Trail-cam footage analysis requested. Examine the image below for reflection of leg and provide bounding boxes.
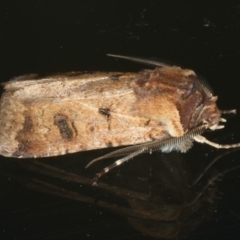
[193,135,240,149]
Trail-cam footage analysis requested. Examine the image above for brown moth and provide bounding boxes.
[0,54,239,184]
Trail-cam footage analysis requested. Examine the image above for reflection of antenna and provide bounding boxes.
[188,148,240,187]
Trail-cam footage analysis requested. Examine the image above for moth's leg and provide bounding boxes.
[221,109,236,114]
[193,135,240,149]
[93,160,121,186]
[93,148,146,186]
[218,109,236,126]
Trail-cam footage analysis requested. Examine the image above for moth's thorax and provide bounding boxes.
[132,67,221,136]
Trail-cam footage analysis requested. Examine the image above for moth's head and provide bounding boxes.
[197,96,223,130]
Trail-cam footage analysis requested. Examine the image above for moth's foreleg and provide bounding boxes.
[221,109,236,115]
[193,135,240,149]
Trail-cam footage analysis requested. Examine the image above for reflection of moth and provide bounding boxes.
[14,150,240,239]
[0,54,239,183]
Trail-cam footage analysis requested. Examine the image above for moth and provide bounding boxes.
[0,54,239,184]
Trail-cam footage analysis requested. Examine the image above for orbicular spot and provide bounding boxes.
[99,107,111,119]
[54,113,74,140]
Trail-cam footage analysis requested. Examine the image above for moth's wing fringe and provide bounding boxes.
[85,123,207,169]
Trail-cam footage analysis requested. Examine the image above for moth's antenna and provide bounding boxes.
[107,54,168,67]
[108,54,215,98]
[196,74,214,97]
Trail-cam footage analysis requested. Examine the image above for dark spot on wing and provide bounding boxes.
[109,74,122,80]
[14,113,34,156]
[107,141,113,147]
[99,107,111,119]
[13,150,36,158]
[54,113,73,140]
[14,140,32,157]
[145,119,151,126]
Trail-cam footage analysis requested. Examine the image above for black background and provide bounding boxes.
[1,1,240,239]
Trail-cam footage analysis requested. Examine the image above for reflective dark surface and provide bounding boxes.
[1,1,240,239]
